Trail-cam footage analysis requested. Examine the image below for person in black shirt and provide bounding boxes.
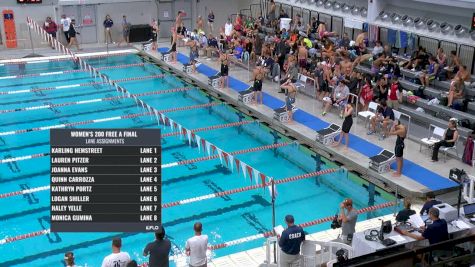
[420,192,442,215]
[368,100,394,138]
[396,198,416,222]
[431,119,459,162]
[279,215,305,267]
[143,225,171,267]
[400,208,448,245]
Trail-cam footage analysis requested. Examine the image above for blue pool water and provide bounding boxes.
[0,53,396,266]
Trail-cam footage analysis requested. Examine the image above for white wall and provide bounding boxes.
[94,1,156,43]
[0,0,58,49]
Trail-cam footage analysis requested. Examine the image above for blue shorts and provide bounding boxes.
[286,96,295,109]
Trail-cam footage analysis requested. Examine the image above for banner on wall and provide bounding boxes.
[280,18,291,31]
[344,18,363,29]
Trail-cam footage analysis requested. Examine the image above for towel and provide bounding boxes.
[387,29,397,45]
[399,31,408,48]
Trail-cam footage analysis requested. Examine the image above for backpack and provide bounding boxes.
[459,119,471,129]
[462,136,474,165]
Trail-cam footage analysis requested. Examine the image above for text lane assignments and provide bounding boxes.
[50,129,161,232]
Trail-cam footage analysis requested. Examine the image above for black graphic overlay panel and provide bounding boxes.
[50,129,161,232]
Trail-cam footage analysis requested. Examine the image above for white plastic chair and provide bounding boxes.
[295,74,307,91]
[441,134,459,162]
[357,101,379,128]
[419,124,445,153]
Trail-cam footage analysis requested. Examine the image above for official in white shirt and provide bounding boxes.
[101,237,131,267]
[185,222,208,267]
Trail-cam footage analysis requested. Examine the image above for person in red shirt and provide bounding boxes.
[43,17,58,49]
[388,77,401,110]
[359,76,373,111]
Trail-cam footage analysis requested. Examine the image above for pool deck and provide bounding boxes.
[140,41,469,200]
[0,43,467,266]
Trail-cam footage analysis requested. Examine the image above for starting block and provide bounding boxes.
[316,124,341,145]
[273,106,298,123]
[369,149,395,173]
[142,41,152,51]
[208,73,221,89]
[238,87,254,104]
[161,52,171,62]
[183,63,193,74]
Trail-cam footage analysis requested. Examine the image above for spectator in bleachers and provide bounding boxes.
[268,0,276,21]
[297,40,308,73]
[322,78,349,117]
[371,41,384,56]
[419,56,439,88]
[332,103,354,151]
[404,46,427,71]
[205,34,218,59]
[279,8,289,19]
[431,118,459,162]
[373,76,388,103]
[317,22,337,39]
[446,50,461,79]
[359,76,373,111]
[279,61,298,91]
[389,120,407,177]
[436,47,446,67]
[224,19,233,41]
[367,99,394,138]
[396,198,416,222]
[387,77,401,110]
[457,65,471,86]
[447,77,464,108]
[207,10,215,34]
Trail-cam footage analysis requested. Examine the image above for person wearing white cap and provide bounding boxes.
[431,119,459,162]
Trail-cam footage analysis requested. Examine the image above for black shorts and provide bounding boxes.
[221,65,229,76]
[48,32,56,38]
[152,32,158,42]
[395,142,405,158]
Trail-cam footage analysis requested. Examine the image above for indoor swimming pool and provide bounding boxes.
[0,52,396,266]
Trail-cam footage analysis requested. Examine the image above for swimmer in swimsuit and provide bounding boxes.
[220,55,229,89]
[250,63,265,104]
[389,121,407,177]
[169,27,178,63]
[280,79,297,122]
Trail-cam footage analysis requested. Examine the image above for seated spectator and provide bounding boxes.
[340,32,351,49]
[400,207,448,245]
[456,65,471,86]
[419,56,439,87]
[322,78,349,117]
[396,198,416,222]
[372,41,384,56]
[404,46,428,71]
[420,192,442,215]
[446,50,461,79]
[447,77,464,108]
[367,99,394,138]
[436,47,446,67]
[205,34,219,58]
[317,22,337,39]
[233,43,244,60]
[431,118,459,162]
